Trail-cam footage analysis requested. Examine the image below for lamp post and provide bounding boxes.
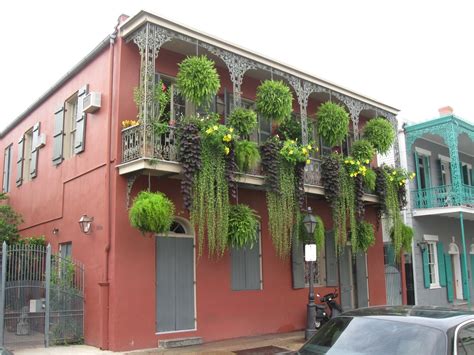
[303,207,317,340]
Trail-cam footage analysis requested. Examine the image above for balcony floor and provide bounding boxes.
[412,206,474,220]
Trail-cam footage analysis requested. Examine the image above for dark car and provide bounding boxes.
[297,306,474,355]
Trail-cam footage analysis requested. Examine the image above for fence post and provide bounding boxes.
[0,242,7,351]
[44,244,51,347]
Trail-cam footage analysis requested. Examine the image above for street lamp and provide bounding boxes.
[303,207,317,340]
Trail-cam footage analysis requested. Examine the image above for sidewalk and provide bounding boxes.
[12,331,305,354]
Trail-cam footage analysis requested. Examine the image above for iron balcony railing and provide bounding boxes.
[411,184,474,209]
[121,125,323,186]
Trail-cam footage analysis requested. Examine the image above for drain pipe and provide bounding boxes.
[99,27,117,350]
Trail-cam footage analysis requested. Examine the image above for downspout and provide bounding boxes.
[460,211,471,310]
[99,28,117,350]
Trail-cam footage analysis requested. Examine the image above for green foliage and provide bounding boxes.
[16,235,47,247]
[129,191,175,234]
[227,108,257,139]
[191,136,229,257]
[235,140,260,172]
[314,215,325,249]
[0,193,22,244]
[362,168,377,192]
[351,139,375,162]
[256,80,293,123]
[279,140,315,165]
[228,204,260,249]
[277,116,302,141]
[133,80,170,121]
[177,55,220,109]
[202,122,235,156]
[296,214,325,249]
[363,117,395,155]
[354,221,375,253]
[391,223,414,254]
[316,102,350,147]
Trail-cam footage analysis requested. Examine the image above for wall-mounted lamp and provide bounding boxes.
[448,236,458,255]
[78,215,94,234]
[52,228,59,236]
[417,241,428,252]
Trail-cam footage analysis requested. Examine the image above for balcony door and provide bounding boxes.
[414,150,432,208]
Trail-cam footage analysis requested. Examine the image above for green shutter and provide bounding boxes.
[30,122,40,179]
[445,253,454,302]
[422,246,430,288]
[16,135,24,186]
[386,244,396,267]
[424,156,432,188]
[461,253,468,300]
[52,106,65,165]
[74,85,88,154]
[414,151,421,188]
[437,159,444,185]
[437,242,446,287]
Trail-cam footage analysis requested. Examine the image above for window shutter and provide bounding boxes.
[355,253,369,307]
[414,151,421,188]
[424,156,432,188]
[30,122,40,179]
[231,247,246,290]
[437,159,444,186]
[461,253,468,300]
[245,242,261,290]
[74,85,88,154]
[445,253,454,302]
[3,146,11,192]
[52,106,65,165]
[325,231,339,287]
[223,88,229,122]
[437,242,446,287]
[422,246,430,288]
[291,234,305,289]
[16,135,24,186]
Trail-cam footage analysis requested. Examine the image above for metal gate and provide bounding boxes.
[0,242,84,351]
[385,265,402,305]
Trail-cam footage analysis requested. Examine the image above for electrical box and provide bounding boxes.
[83,92,101,113]
[29,298,45,313]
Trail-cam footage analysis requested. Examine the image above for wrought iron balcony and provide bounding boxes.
[121,124,322,186]
[411,184,474,209]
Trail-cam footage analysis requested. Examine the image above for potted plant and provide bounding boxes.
[316,102,350,147]
[234,140,260,173]
[351,139,375,163]
[228,204,260,249]
[256,80,293,132]
[363,117,395,155]
[176,55,220,110]
[129,191,175,235]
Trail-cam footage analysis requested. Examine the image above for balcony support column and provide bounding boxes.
[446,123,462,205]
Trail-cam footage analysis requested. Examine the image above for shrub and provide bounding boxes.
[228,204,260,249]
[228,108,257,139]
[316,102,350,147]
[351,139,375,162]
[363,117,395,155]
[235,140,260,172]
[129,191,175,234]
[256,80,293,123]
[176,56,220,109]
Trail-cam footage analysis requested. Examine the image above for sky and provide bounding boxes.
[1,0,473,132]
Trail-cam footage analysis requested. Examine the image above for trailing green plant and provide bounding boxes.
[296,214,325,249]
[16,235,46,247]
[256,80,293,123]
[277,115,302,141]
[363,117,395,155]
[176,55,220,109]
[0,193,23,244]
[177,120,201,211]
[191,130,230,257]
[362,168,377,192]
[354,221,375,253]
[235,140,261,172]
[129,191,175,234]
[316,102,350,147]
[225,140,238,200]
[228,204,260,249]
[351,139,375,162]
[133,80,170,121]
[228,108,257,139]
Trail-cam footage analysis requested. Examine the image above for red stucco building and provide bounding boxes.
[0,11,403,351]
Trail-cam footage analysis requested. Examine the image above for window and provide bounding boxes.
[414,149,432,191]
[427,241,440,288]
[63,93,78,160]
[304,246,326,286]
[2,145,12,192]
[457,321,474,354]
[461,163,473,186]
[231,225,262,291]
[59,242,72,259]
[440,159,452,186]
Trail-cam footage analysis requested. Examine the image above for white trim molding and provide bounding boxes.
[423,234,439,242]
[415,147,432,156]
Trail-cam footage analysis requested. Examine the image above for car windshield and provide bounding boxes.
[299,316,446,355]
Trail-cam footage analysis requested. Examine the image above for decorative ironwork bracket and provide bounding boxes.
[126,173,141,209]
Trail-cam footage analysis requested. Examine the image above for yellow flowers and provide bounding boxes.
[302,148,308,154]
[410,172,416,180]
[206,127,214,135]
[224,146,230,155]
[365,159,370,164]
[213,125,218,131]
[222,134,232,142]
[288,150,293,155]
[229,127,234,133]
[306,159,311,165]
[121,120,139,128]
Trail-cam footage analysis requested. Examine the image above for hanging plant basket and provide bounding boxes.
[176,55,221,109]
[234,140,260,173]
[316,102,350,147]
[351,139,375,163]
[256,80,293,124]
[228,204,260,249]
[129,191,175,234]
[363,117,395,155]
[354,220,375,253]
[228,108,257,140]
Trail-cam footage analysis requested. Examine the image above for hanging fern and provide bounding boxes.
[228,204,260,249]
[228,108,257,139]
[316,102,350,147]
[363,117,395,155]
[129,191,175,234]
[256,80,293,123]
[355,221,375,253]
[362,168,377,192]
[235,140,261,172]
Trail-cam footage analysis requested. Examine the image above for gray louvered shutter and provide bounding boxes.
[245,241,261,290]
[291,234,305,289]
[356,253,369,307]
[30,122,40,178]
[16,135,25,186]
[52,106,65,165]
[231,247,246,290]
[3,146,11,192]
[325,231,338,286]
[74,85,88,154]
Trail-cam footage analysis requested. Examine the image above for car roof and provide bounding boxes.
[340,305,474,330]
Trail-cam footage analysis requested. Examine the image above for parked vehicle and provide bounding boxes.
[298,306,474,355]
[314,289,343,329]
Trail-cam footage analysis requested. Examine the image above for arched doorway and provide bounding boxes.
[156,218,196,333]
[449,240,463,300]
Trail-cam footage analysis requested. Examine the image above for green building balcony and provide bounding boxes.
[411,184,474,209]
